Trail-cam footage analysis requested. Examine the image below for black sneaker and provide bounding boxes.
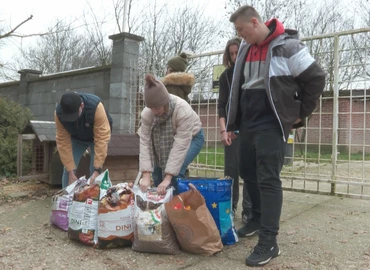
[246,242,280,267]
[237,221,260,237]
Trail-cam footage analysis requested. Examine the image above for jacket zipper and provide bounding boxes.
[267,40,286,142]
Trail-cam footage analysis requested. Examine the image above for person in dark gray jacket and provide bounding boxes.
[218,37,251,221]
[227,5,326,267]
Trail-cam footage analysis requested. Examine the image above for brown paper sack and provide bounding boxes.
[165,186,223,255]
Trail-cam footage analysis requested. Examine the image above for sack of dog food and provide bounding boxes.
[132,187,180,255]
[50,176,87,231]
[68,183,100,246]
[96,183,135,248]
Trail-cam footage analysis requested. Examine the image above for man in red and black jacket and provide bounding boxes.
[227,5,326,267]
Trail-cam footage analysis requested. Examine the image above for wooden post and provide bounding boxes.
[17,135,23,177]
[43,143,50,183]
[31,142,37,174]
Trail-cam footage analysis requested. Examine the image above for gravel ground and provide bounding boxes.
[0,178,370,270]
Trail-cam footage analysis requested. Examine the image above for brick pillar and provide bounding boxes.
[108,32,144,134]
[17,69,42,106]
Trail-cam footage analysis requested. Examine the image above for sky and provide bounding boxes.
[1,0,229,66]
[2,0,365,81]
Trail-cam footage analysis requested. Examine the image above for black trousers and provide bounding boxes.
[239,128,286,243]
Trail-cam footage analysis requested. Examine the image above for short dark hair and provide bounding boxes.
[229,5,262,23]
[222,37,242,67]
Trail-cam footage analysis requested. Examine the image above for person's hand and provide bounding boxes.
[157,174,172,195]
[294,118,301,124]
[68,171,78,186]
[229,131,237,140]
[139,173,151,192]
[221,131,232,146]
[89,170,100,185]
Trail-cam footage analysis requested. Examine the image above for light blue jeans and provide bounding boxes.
[152,129,205,194]
[61,138,95,188]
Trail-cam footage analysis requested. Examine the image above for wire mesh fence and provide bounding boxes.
[184,28,370,199]
[132,28,370,199]
[17,136,48,180]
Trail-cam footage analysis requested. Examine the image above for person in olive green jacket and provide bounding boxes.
[162,52,195,103]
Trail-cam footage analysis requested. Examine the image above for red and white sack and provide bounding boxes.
[96,183,135,248]
[68,183,100,246]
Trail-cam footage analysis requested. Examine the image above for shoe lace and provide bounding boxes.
[251,243,269,255]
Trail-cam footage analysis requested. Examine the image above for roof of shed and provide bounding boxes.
[22,120,56,142]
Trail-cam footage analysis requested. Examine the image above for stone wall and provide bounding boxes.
[0,32,144,134]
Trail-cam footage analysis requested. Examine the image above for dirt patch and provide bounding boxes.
[0,178,59,206]
[1,180,370,269]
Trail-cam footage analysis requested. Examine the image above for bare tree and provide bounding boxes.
[112,0,144,34]
[224,0,353,36]
[0,60,19,81]
[112,1,224,99]
[82,3,112,66]
[139,1,168,75]
[357,0,370,27]
[0,15,33,80]
[354,0,370,78]
[0,16,101,80]
[19,20,103,74]
[0,15,33,40]
[224,0,307,27]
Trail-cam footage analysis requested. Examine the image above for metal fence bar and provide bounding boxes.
[331,34,340,194]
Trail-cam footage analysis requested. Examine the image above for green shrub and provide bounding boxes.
[0,97,32,176]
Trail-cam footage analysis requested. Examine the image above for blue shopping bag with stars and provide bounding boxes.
[177,178,239,245]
